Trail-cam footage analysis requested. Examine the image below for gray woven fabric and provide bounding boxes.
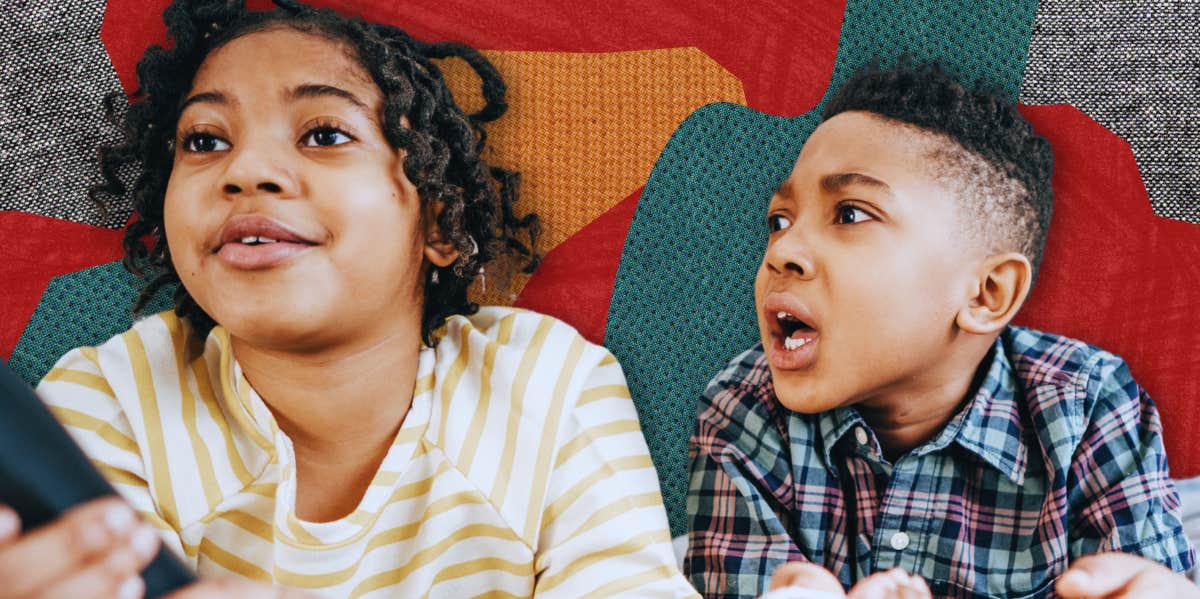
[1020,0,1200,223]
[0,0,130,228]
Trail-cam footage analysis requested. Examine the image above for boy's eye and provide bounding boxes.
[767,214,792,233]
[834,204,872,225]
[302,127,353,147]
[182,133,230,153]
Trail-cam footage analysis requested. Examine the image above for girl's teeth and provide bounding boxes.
[783,336,812,351]
[778,311,790,320]
[239,236,279,245]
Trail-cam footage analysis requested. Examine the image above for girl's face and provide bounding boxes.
[164,27,453,352]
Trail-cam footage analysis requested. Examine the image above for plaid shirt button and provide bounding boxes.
[890,531,911,551]
[854,426,868,445]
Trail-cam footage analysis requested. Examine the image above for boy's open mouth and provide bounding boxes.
[761,296,821,370]
[775,310,818,351]
[776,310,816,350]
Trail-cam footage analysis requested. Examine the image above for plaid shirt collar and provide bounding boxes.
[809,336,1029,485]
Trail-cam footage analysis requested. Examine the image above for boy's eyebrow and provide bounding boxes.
[821,172,893,196]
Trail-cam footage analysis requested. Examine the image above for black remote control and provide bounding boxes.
[0,358,196,597]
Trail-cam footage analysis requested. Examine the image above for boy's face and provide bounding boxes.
[165,28,431,351]
[756,111,983,414]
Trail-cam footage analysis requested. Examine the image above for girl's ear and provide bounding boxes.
[422,200,460,267]
[956,252,1033,335]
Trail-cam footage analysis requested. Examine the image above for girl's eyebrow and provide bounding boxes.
[290,83,369,110]
[177,84,371,115]
[179,91,229,113]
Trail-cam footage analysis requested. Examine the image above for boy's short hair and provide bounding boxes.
[822,61,1054,276]
[91,0,540,344]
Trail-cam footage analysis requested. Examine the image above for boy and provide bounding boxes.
[685,62,1196,598]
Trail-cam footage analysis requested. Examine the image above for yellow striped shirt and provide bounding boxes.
[37,307,697,598]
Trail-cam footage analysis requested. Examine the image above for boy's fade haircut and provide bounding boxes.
[90,0,540,345]
[821,60,1054,278]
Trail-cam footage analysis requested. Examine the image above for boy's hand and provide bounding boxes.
[766,563,931,599]
[846,568,931,599]
[1056,552,1200,598]
[165,579,318,598]
[768,562,846,596]
[0,499,160,599]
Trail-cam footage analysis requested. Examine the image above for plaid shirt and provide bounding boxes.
[686,326,1194,599]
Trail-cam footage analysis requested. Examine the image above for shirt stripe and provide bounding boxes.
[38,308,696,598]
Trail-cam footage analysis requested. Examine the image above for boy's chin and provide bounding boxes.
[769,370,845,414]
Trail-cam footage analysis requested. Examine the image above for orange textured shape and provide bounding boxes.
[436,48,746,304]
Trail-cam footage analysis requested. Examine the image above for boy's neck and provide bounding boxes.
[856,335,996,461]
[230,325,424,521]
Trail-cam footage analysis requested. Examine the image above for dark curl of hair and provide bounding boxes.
[822,60,1054,277]
[90,0,540,345]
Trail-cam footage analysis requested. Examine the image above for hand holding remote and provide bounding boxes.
[0,498,160,599]
[0,359,195,597]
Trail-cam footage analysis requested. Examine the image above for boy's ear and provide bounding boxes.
[956,252,1033,335]
[422,200,460,268]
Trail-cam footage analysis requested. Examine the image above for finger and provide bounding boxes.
[0,506,19,544]
[1056,553,1155,598]
[0,498,139,597]
[847,577,895,599]
[1108,561,1199,599]
[769,562,845,594]
[30,523,158,599]
[882,569,932,599]
[901,572,932,599]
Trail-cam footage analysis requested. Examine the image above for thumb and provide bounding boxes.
[0,506,20,544]
[1056,553,1151,598]
[769,562,846,595]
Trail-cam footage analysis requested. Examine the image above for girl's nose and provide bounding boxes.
[221,143,298,198]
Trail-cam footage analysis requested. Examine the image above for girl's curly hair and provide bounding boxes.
[90,0,540,344]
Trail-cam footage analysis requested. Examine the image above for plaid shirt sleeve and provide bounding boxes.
[685,349,807,599]
[1066,353,1196,572]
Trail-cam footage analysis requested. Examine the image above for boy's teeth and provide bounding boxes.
[240,236,257,244]
[783,336,812,351]
[778,311,790,320]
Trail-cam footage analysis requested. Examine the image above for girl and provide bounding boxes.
[0,1,694,597]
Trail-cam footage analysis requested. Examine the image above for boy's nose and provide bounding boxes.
[764,232,815,279]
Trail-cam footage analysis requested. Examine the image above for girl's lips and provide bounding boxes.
[216,214,317,248]
[214,214,319,270]
[217,240,313,270]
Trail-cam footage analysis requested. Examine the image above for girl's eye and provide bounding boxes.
[182,133,230,153]
[834,204,873,225]
[767,214,792,233]
[302,127,353,147]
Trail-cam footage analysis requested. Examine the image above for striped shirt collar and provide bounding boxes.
[808,336,1028,485]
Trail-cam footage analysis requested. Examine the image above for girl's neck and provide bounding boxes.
[230,326,424,521]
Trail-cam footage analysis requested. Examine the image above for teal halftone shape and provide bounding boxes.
[606,0,1038,536]
[10,261,174,386]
